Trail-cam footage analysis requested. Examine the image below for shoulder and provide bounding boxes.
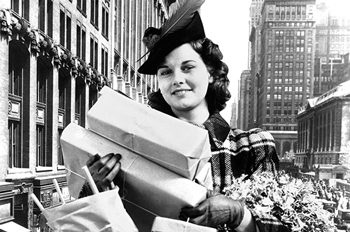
[230,128,275,145]
[225,128,276,155]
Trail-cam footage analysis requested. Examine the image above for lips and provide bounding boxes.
[172,89,191,96]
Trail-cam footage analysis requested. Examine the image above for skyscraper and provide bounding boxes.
[314,1,350,96]
[248,0,264,129]
[258,0,316,156]
[237,70,251,130]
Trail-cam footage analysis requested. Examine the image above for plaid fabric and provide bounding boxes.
[203,112,290,232]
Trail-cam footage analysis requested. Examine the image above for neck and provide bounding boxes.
[172,107,210,125]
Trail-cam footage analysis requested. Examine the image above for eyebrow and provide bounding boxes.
[157,60,196,70]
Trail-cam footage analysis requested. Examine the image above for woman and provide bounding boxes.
[83,1,289,232]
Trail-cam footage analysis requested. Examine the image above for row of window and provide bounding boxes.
[267,86,304,92]
[267,101,301,107]
[330,44,350,49]
[267,5,311,21]
[8,42,98,168]
[267,22,314,28]
[330,37,350,43]
[266,117,296,123]
[267,93,305,100]
[13,0,110,75]
[266,77,308,85]
[267,62,313,69]
[274,30,310,37]
[266,109,299,115]
[269,54,312,61]
[7,0,166,170]
[264,125,297,131]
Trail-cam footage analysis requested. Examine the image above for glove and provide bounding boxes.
[85,153,121,192]
[179,193,245,229]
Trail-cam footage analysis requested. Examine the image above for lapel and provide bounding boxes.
[203,112,231,150]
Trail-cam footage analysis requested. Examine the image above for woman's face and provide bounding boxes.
[156,43,212,116]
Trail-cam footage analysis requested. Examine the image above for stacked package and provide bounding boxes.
[61,86,213,231]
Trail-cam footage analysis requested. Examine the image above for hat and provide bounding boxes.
[138,0,206,75]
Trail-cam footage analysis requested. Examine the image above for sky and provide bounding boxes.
[201,1,252,122]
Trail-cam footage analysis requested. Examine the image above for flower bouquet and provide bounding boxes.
[223,172,336,232]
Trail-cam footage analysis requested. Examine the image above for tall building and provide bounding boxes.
[314,54,350,96]
[248,0,264,69]
[0,0,169,230]
[258,0,316,156]
[237,70,251,130]
[315,2,350,63]
[313,1,350,96]
[230,99,237,128]
[248,0,264,129]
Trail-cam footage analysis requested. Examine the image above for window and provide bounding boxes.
[37,59,47,103]
[90,0,99,28]
[75,77,86,127]
[58,71,67,114]
[11,0,29,20]
[101,45,108,77]
[60,7,72,50]
[90,35,98,69]
[102,4,109,39]
[58,70,70,165]
[9,51,24,97]
[36,57,53,167]
[76,22,86,61]
[77,0,87,15]
[8,43,29,168]
[38,0,53,37]
[36,125,46,166]
[37,58,47,166]
[58,129,64,166]
[9,121,22,168]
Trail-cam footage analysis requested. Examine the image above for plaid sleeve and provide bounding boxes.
[250,209,290,232]
[246,128,279,176]
[243,129,290,231]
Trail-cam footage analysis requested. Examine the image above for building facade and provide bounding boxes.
[314,54,350,96]
[248,0,263,129]
[237,70,251,130]
[0,0,170,230]
[258,0,316,156]
[229,100,237,128]
[315,2,350,64]
[296,80,350,179]
[313,2,350,97]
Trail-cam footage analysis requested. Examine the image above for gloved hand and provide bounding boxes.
[86,153,121,192]
[179,193,245,229]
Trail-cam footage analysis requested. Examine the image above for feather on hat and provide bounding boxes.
[138,0,206,75]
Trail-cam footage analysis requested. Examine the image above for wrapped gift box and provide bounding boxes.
[86,86,211,180]
[61,123,207,223]
[43,188,138,232]
[151,217,217,232]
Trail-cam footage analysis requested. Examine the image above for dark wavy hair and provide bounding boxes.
[147,38,231,116]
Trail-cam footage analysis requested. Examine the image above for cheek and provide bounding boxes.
[158,79,171,91]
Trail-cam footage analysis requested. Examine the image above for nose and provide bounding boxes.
[172,70,185,85]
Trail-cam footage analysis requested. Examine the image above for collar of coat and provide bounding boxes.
[203,112,231,150]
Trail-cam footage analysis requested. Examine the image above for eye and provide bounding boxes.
[157,68,172,77]
[182,65,194,72]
